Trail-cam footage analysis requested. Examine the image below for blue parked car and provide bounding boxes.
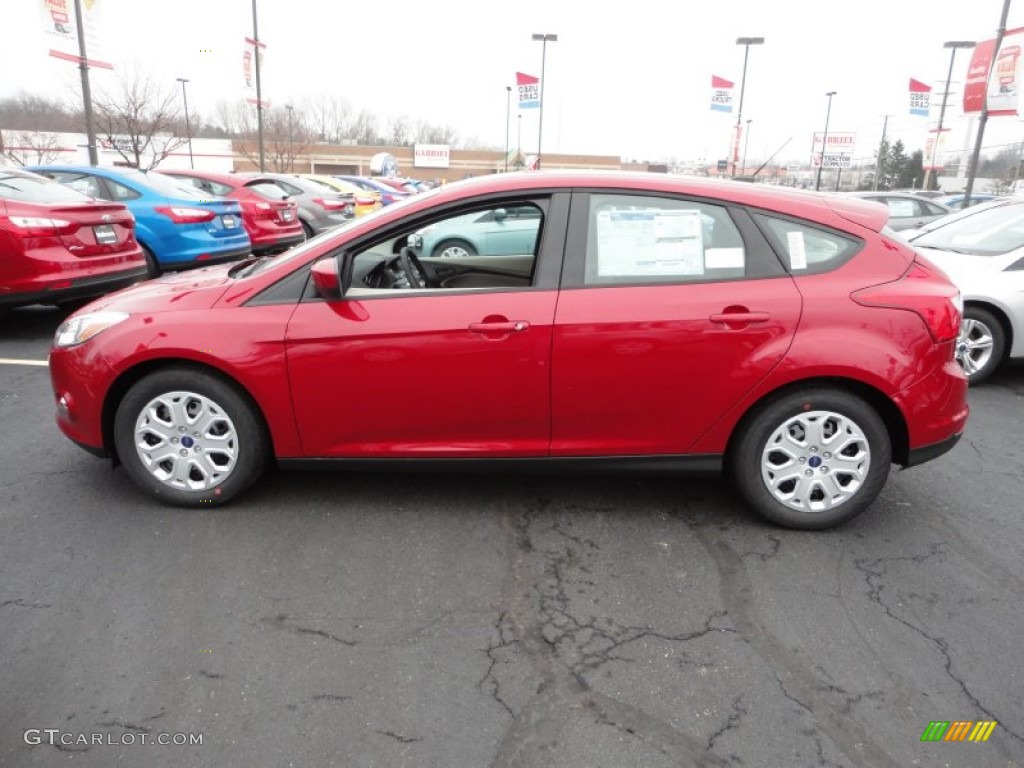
[934,193,996,211]
[28,166,250,274]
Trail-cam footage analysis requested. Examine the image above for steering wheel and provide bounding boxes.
[398,246,429,289]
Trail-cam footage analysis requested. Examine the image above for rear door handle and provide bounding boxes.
[468,321,530,333]
[709,312,770,324]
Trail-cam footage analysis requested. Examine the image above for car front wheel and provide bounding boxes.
[732,389,891,529]
[113,368,269,506]
[956,306,1004,384]
[432,239,477,259]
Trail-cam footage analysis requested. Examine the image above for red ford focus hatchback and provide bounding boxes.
[1,167,146,311]
[48,173,968,529]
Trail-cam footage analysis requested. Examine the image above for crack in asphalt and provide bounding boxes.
[198,669,223,679]
[376,729,422,744]
[853,545,1023,744]
[96,719,151,734]
[259,614,358,646]
[739,535,782,562]
[690,522,902,768]
[705,694,747,756]
[310,694,351,703]
[1,598,52,609]
[489,497,733,768]
[478,610,517,718]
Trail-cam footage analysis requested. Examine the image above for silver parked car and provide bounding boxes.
[848,192,950,231]
[246,173,355,238]
[906,198,1024,382]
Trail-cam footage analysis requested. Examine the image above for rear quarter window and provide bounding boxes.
[753,213,862,274]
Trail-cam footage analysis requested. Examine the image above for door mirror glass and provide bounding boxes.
[493,208,508,222]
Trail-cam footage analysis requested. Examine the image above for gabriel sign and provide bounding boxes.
[413,144,450,169]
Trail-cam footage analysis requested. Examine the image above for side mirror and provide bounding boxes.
[494,208,508,222]
[310,258,342,300]
[406,233,424,251]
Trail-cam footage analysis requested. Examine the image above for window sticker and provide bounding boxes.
[596,209,704,276]
[786,231,808,270]
[705,247,744,269]
[887,199,916,218]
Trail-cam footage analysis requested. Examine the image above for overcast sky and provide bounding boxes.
[3,0,1024,167]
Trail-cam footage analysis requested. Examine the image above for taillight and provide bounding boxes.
[312,197,349,211]
[2,215,76,236]
[852,259,961,343]
[354,195,376,206]
[154,206,216,224]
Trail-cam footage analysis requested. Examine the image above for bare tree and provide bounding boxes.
[0,129,64,166]
[387,115,413,147]
[92,70,191,170]
[413,119,458,146]
[300,93,354,143]
[216,99,312,172]
[349,109,383,145]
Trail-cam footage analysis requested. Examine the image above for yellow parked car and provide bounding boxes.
[301,175,382,217]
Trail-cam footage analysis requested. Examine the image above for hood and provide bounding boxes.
[84,262,238,314]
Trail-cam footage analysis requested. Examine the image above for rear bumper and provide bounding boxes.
[252,234,305,254]
[0,265,149,308]
[904,431,962,468]
[894,357,969,467]
[160,246,251,272]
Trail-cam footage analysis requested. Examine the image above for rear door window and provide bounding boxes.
[753,214,861,274]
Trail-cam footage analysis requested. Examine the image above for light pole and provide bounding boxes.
[732,36,764,177]
[741,118,752,174]
[251,0,265,172]
[924,41,976,190]
[176,77,194,169]
[531,33,558,170]
[516,113,522,169]
[285,104,294,172]
[815,91,837,191]
[966,0,1011,206]
[72,0,98,166]
[504,85,511,172]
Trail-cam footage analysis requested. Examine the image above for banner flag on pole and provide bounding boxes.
[517,72,540,109]
[711,75,734,113]
[909,78,931,116]
[964,28,1024,116]
[41,0,113,69]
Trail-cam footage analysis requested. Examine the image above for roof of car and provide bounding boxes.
[432,171,890,233]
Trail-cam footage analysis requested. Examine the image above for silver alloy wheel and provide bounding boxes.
[956,317,995,377]
[438,244,470,258]
[134,391,238,491]
[760,410,871,513]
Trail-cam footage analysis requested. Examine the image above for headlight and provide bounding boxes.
[952,292,963,314]
[54,311,130,348]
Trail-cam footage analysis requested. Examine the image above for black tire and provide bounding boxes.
[432,239,477,259]
[301,220,315,240]
[142,245,161,278]
[731,389,891,530]
[957,306,1005,385]
[113,367,269,507]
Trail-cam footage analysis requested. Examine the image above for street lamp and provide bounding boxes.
[516,113,523,169]
[815,91,837,191]
[176,77,194,169]
[504,85,511,172]
[285,104,294,172]
[532,33,558,170]
[732,36,764,177]
[741,118,752,175]
[924,40,976,190]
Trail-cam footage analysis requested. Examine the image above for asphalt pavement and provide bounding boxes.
[1,305,1022,768]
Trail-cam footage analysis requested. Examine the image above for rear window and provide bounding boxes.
[135,171,210,199]
[0,171,94,203]
[754,213,861,273]
[913,202,1024,256]
[246,180,290,201]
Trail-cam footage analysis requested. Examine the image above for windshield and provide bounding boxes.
[913,202,1024,256]
[0,171,94,203]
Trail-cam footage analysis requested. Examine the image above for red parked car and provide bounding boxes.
[48,172,968,529]
[161,170,304,254]
[1,167,146,311]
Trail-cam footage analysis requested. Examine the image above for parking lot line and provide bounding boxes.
[0,358,49,367]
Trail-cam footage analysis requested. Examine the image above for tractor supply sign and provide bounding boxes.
[811,132,856,168]
[413,143,450,169]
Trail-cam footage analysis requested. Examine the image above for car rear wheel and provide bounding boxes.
[301,221,315,240]
[731,389,891,529]
[956,306,1004,384]
[113,368,269,507]
[142,245,161,278]
[432,239,476,259]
